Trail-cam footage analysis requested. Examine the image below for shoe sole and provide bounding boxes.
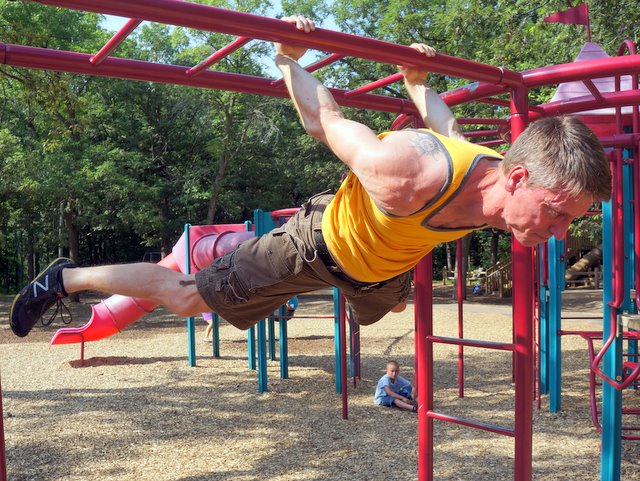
[10,257,74,337]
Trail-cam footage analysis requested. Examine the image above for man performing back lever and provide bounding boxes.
[11,16,611,337]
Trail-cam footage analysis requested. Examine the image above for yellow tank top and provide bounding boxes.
[321,129,503,282]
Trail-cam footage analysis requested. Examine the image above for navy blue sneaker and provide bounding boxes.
[10,257,77,337]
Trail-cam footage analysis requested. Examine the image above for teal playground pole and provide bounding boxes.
[257,319,268,392]
[547,235,565,412]
[212,313,220,358]
[247,327,256,370]
[184,224,196,367]
[268,315,276,361]
[601,194,622,481]
[279,304,289,379]
[333,287,342,394]
[623,161,637,365]
[538,244,549,396]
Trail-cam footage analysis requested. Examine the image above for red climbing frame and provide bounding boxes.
[3,2,640,480]
[0,375,7,481]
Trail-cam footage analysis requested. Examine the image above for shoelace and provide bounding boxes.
[41,296,73,326]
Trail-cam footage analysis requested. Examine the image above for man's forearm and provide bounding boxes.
[404,79,465,142]
[275,54,344,143]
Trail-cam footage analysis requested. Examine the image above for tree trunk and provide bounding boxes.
[27,227,35,281]
[207,101,234,224]
[490,229,499,266]
[446,242,454,271]
[63,203,80,302]
[452,235,471,300]
[159,194,172,258]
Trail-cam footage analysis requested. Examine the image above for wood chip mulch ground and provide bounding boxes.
[0,286,638,480]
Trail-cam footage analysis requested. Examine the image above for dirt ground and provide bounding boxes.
[1,286,639,480]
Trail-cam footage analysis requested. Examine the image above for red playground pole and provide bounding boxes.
[0,374,7,481]
[414,254,434,480]
[510,86,534,481]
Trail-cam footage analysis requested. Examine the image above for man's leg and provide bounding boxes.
[11,259,211,337]
[62,263,210,317]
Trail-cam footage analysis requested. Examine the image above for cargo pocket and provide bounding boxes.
[210,253,249,305]
[238,231,303,293]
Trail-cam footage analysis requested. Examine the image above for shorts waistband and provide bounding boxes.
[313,229,387,290]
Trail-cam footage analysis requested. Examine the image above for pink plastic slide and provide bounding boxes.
[49,225,253,346]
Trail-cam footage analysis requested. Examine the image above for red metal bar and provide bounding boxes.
[270,207,300,219]
[463,129,499,138]
[510,85,533,481]
[31,0,521,86]
[541,90,640,117]
[90,18,142,65]
[522,54,640,89]
[271,53,345,88]
[478,139,508,148]
[458,117,509,125]
[615,41,640,312]
[0,43,420,115]
[414,255,433,481]
[456,239,464,398]
[425,335,515,351]
[440,83,509,108]
[185,36,251,77]
[427,410,515,437]
[581,79,605,102]
[600,133,640,149]
[344,73,402,97]
[0,375,7,481]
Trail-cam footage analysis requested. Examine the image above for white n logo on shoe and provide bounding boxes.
[32,275,49,297]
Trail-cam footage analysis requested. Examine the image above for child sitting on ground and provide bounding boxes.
[374,360,418,412]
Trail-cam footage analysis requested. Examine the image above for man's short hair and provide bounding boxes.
[501,116,611,202]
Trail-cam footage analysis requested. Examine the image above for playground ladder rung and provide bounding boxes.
[427,410,514,437]
[426,335,515,351]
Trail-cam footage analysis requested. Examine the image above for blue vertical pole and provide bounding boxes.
[248,327,256,370]
[333,287,342,394]
[257,319,268,392]
[623,162,638,364]
[548,236,564,412]
[279,304,288,379]
[212,313,220,358]
[601,198,622,481]
[268,315,276,361]
[184,224,196,367]
[539,244,549,395]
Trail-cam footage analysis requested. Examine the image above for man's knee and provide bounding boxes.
[391,301,407,313]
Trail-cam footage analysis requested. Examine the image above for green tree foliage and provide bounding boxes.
[0,0,636,292]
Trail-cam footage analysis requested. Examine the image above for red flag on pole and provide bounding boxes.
[543,3,590,41]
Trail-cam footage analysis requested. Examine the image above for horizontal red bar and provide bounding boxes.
[426,335,515,351]
[0,43,419,115]
[523,54,640,88]
[427,410,515,437]
[33,0,520,86]
[463,129,499,138]
[458,118,509,125]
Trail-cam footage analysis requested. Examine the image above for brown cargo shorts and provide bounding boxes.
[195,192,412,330]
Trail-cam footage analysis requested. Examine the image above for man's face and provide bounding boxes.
[504,185,593,247]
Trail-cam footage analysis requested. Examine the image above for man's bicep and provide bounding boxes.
[322,117,385,170]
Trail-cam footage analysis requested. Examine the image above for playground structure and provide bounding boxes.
[1,1,640,481]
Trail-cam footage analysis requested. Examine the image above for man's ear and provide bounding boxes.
[505,165,529,193]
